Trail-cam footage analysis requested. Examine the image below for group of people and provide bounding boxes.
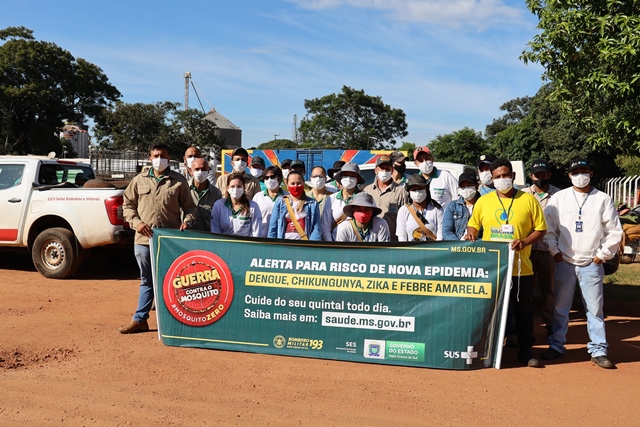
[117,143,623,373]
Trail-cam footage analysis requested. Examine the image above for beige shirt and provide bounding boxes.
[216,172,261,200]
[524,183,560,252]
[123,167,197,245]
[363,179,409,241]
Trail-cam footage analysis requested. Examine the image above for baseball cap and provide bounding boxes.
[280,158,293,168]
[569,158,591,172]
[290,160,306,171]
[413,146,432,160]
[458,172,478,186]
[530,159,550,174]
[232,147,248,158]
[250,156,265,167]
[376,155,392,166]
[389,151,406,163]
[476,154,495,168]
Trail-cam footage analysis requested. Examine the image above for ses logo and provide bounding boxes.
[444,346,478,365]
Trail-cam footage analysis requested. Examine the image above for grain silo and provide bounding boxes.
[203,107,242,149]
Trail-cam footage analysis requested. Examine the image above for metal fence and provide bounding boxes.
[604,176,640,207]
[88,149,178,179]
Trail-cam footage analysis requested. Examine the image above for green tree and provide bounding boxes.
[521,1,640,151]
[0,26,120,154]
[174,108,225,161]
[257,138,298,149]
[428,127,488,166]
[397,141,417,160]
[485,96,532,143]
[299,86,408,150]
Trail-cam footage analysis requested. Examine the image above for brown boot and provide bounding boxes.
[118,320,149,334]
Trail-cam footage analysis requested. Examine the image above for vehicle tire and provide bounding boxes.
[32,228,83,279]
[620,253,635,264]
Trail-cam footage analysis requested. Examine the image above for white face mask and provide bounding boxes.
[233,160,247,173]
[264,177,279,191]
[410,189,427,204]
[249,168,263,178]
[459,186,477,201]
[341,177,357,190]
[493,178,513,194]
[228,187,244,199]
[377,171,392,183]
[192,170,208,184]
[311,176,326,190]
[418,161,434,175]
[152,158,169,172]
[479,171,493,185]
[185,156,196,169]
[571,173,591,188]
[282,169,290,179]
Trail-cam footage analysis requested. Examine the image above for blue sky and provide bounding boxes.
[3,0,544,149]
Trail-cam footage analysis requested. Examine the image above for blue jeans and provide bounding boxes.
[133,244,154,322]
[549,261,608,357]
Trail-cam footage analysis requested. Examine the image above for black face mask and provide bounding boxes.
[533,178,550,189]
[394,164,406,174]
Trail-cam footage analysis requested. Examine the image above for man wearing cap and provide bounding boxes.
[249,156,266,190]
[467,158,547,367]
[363,155,408,241]
[280,158,293,181]
[326,160,345,191]
[396,174,443,241]
[413,146,458,209]
[216,147,261,200]
[541,159,622,369]
[336,193,390,242]
[442,172,480,240]
[188,157,222,231]
[524,159,560,336]
[322,162,364,241]
[389,151,409,185]
[477,154,496,195]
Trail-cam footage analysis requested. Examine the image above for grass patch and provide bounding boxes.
[604,263,640,301]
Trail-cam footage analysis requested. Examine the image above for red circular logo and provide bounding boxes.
[163,250,234,326]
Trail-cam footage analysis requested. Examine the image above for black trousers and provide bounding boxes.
[511,275,534,358]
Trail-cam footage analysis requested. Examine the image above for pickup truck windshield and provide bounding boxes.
[38,163,96,186]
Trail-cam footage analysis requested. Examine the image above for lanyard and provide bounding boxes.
[496,191,516,224]
[571,188,590,220]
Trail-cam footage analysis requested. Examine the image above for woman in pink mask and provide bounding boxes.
[267,170,321,240]
[336,192,390,242]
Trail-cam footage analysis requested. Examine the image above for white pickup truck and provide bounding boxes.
[0,156,134,279]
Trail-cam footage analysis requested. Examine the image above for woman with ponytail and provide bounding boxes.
[211,173,262,237]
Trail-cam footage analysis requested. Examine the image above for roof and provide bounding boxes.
[203,108,241,130]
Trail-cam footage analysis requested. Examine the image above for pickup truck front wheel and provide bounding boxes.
[32,228,83,279]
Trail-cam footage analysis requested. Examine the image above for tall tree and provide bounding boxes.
[174,108,225,161]
[299,86,408,150]
[0,26,120,154]
[485,96,532,143]
[257,138,298,149]
[428,127,488,166]
[521,1,640,151]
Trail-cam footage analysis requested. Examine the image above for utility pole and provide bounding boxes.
[183,71,191,111]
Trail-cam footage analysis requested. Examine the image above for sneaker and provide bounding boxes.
[591,356,615,369]
[540,348,563,360]
[518,354,542,368]
[118,320,149,334]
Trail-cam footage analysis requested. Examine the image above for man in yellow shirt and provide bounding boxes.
[467,158,547,367]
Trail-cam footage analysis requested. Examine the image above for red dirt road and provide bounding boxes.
[1,253,639,426]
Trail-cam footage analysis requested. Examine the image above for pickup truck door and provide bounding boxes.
[0,161,30,244]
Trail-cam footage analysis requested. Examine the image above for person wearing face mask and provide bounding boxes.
[523,159,561,337]
[413,146,458,209]
[216,147,261,200]
[540,159,622,369]
[466,158,547,368]
[363,155,408,241]
[181,146,216,185]
[389,151,409,185]
[322,162,364,241]
[211,173,262,237]
[119,143,197,334]
[249,156,266,190]
[336,193,390,242]
[306,166,333,221]
[268,170,321,240]
[477,154,496,196]
[396,174,443,241]
[187,158,222,232]
[279,158,293,186]
[442,172,481,241]
[326,160,346,191]
[253,166,285,237]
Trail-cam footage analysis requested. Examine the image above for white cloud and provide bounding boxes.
[288,0,526,30]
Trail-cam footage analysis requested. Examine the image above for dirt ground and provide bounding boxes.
[1,252,639,427]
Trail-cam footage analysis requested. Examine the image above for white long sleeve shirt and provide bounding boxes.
[544,187,622,266]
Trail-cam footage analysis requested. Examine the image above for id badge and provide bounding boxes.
[575,221,583,232]
[501,224,514,234]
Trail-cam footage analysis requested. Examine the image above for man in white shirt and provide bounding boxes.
[413,146,458,209]
[541,159,622,369]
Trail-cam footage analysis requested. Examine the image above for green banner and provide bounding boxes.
[151,229,513,370]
